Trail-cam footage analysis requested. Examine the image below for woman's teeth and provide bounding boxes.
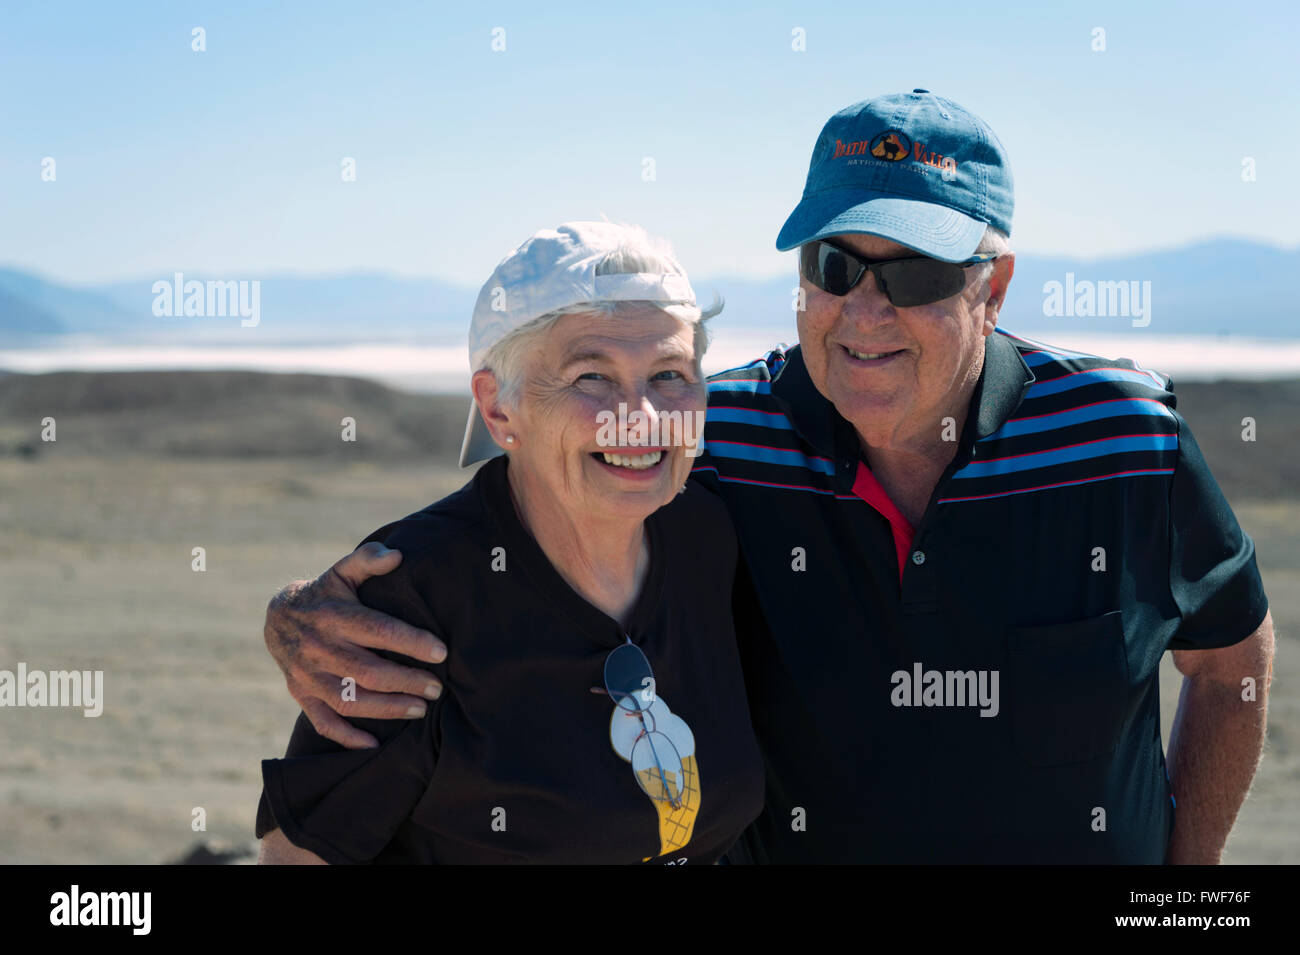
[601,450,663,470]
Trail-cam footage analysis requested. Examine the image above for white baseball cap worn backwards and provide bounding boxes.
[459,221,701,467]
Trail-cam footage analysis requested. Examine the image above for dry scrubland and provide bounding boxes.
[0,369,1296,863]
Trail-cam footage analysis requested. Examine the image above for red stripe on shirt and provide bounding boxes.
[850,463,915,582]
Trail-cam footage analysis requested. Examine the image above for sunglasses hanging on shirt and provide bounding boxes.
[603,640,685,810]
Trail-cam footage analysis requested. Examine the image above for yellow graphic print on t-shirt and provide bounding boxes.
[609,695,700,861]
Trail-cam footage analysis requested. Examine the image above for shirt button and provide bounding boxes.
[911,550,926,566]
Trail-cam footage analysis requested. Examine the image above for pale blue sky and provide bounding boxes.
[2,0,1296,285]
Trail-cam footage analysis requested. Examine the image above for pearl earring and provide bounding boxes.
[505,436,515,444]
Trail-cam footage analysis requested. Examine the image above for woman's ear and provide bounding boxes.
[470,369,515,450]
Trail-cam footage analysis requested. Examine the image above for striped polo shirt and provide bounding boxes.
[695,326,1268,863]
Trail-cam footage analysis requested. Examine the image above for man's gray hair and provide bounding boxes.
[483,224,722,410]
[974,225,1011,284]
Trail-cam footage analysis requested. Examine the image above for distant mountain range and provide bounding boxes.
[2,238,1296,347]
[4,367,1298,499]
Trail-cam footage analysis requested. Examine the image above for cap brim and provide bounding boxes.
[458,399,505,468]
[776,193,986,262]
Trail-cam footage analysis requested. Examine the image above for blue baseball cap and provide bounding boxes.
[776,90,1014,262]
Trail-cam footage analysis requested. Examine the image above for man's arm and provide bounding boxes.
[257,828,328,865]
[1165,611,1275,864]
[264,541,448,749]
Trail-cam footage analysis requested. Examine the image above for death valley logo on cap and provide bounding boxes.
[869,130,911,162]
[776,90,1015,262]
[832,128,957,175]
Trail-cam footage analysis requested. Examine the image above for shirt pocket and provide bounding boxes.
[1006,611,1130,768]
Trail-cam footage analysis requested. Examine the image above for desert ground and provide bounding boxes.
[0,370,1296,863]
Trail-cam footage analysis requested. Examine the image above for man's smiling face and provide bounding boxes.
[796,232,1005,451]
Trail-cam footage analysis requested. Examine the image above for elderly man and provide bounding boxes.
[262,90,1273,863]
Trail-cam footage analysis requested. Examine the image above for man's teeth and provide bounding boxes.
[847,347,897,360]
[601,450,663,470]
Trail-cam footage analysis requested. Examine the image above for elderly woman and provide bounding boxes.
[255,222,764,864]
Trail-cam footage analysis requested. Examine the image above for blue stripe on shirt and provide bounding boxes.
[1025,367,1169,398]
[954,433,1178,479]
[706,440,836,475]
[707,378,773,395]
[987,398,1176,440]
[706,406,795,430]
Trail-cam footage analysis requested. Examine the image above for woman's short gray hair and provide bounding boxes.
[483,224,722,410]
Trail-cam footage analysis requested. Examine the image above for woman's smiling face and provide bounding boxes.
[495,306,706,524]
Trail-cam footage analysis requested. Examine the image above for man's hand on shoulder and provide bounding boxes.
[263,541,448,750]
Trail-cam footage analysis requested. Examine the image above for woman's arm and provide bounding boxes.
[257,828,329,865]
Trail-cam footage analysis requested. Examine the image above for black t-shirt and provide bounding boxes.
[255,454,765,864]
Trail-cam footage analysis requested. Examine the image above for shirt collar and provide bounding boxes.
[770,330,1035,482]
[970,329,1037,442]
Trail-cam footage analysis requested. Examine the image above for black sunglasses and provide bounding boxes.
[800,239,998,307]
